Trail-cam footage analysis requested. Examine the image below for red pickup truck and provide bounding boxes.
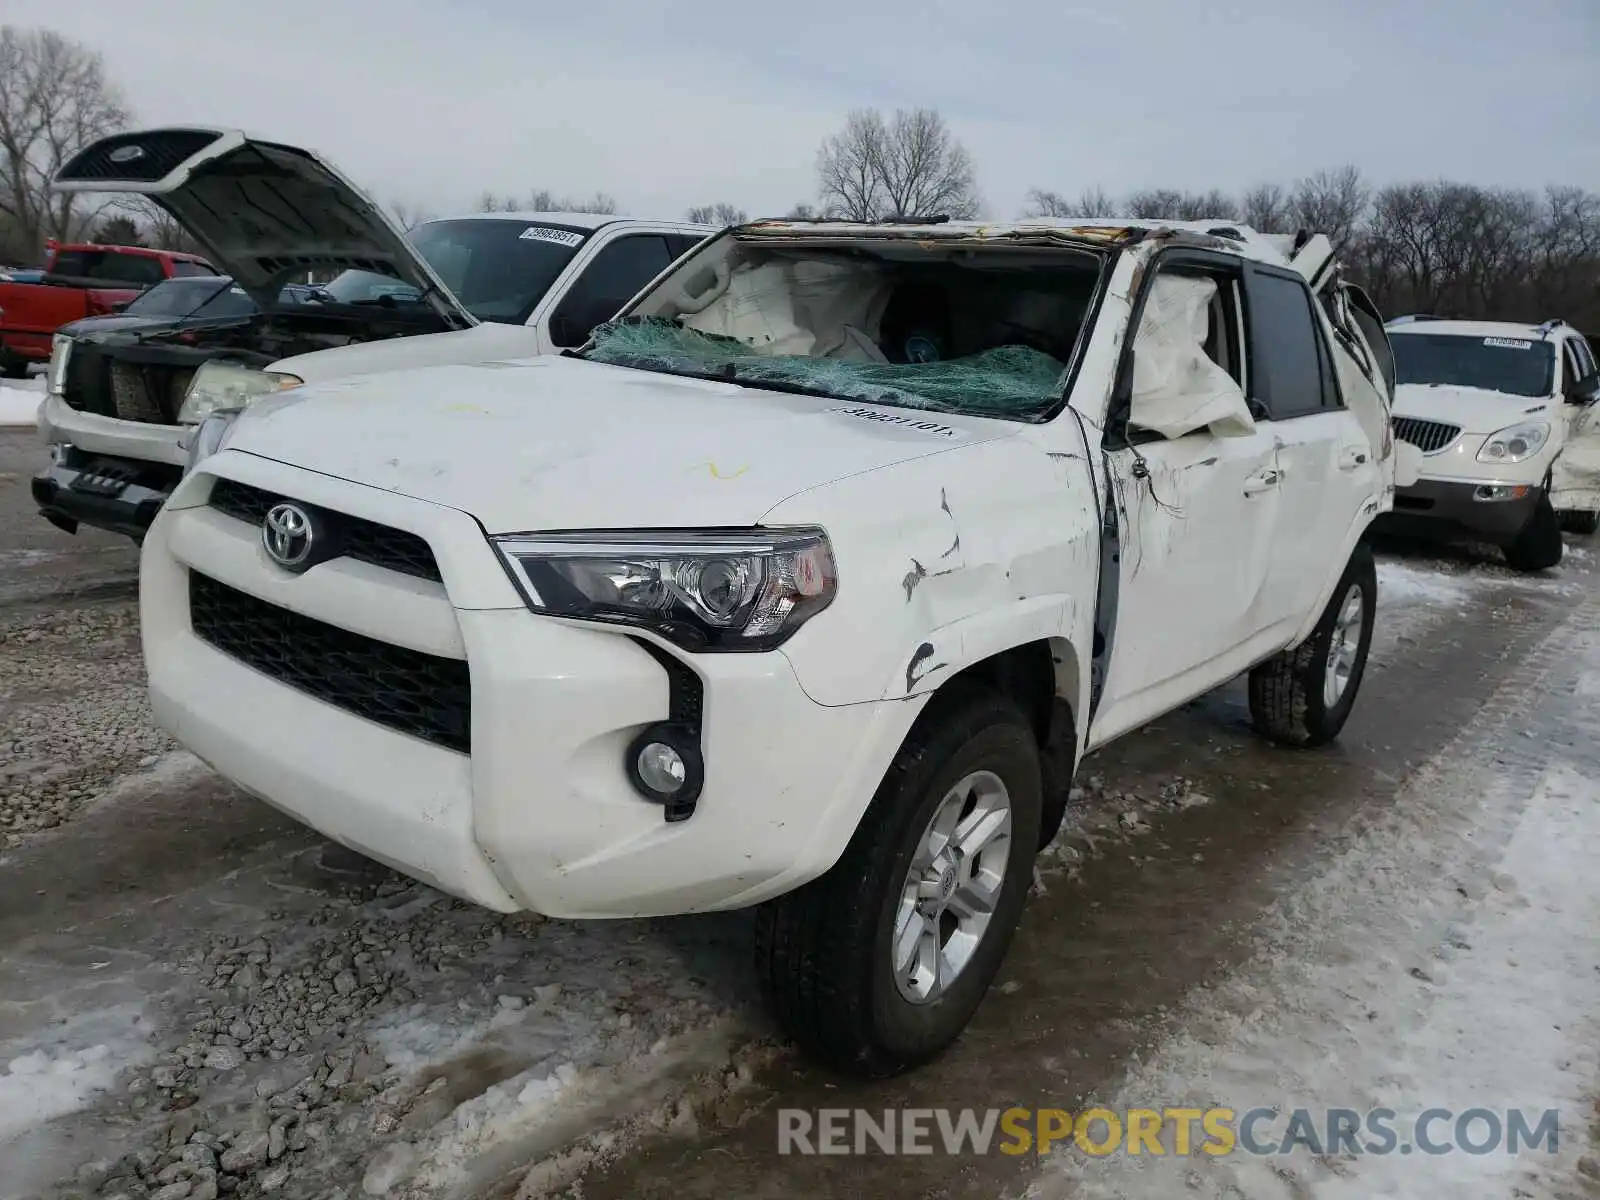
[0,241,215,377]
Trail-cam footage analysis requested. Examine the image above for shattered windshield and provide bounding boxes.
[580,243,1102,420]
[1392,332,1555,399]
[408,218,590,325]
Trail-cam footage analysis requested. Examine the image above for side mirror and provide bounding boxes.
[548,312,584,349]
[1566,372,1600,405]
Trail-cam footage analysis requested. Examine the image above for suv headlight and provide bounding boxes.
[1477,420,1549,464]
[491,528,838,651]
[181,409,244,477]
[177,360,303,424]
[47,334,73,396]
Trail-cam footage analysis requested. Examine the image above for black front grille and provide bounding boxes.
[208,479,442,583]
[60,344,194,423]
[1393,417,1462,454]
[189,573,471,753]
[59,129,223,183]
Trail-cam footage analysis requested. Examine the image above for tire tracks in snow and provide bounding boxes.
[1030,594,1600,1200]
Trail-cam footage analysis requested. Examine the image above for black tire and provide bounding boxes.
[1248,541,1377,748]
[1560,509,1599,536]
[1504,496,1563,572]
[754,686,1042,1078]
[0,355,28,380]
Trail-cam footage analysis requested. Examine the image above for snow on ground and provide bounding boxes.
[0,378,43,426]
[0,1005,159,1148]
[1377,557,1482,612]
[1032,609,1600,1200]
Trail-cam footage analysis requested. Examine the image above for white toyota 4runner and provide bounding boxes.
[1376,316,1600,570]
[143,217,1399,1075]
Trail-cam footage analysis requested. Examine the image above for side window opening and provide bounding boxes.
[1121,263,1255,444]
[1311,304,1344,411]
[1245,268,1330,421]
[549,234,675,348]
[1562,339,1588,390]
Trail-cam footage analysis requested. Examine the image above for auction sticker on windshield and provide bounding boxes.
[1484,337,1534,349]
[519,226,585,247]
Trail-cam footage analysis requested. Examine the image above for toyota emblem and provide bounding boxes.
[262,502,315,569]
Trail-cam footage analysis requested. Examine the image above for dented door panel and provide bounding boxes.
[1552,400,1600,514]
[1088,429,1285,747]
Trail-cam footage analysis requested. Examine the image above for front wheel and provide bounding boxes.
[754,687,1042,1077]
[1248,541,1377,748]
[0,354,28,380]
[1504,495,1563,572]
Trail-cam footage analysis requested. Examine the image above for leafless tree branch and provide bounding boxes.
[0,25,130,262]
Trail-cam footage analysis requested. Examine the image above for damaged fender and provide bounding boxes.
[763,436,1099,734]
[1552,402,1600,514]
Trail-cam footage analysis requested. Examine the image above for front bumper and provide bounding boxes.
[37,391,189,465]
[32,446,180,539]
[1371,476,1540,546]
[142,453,921,919]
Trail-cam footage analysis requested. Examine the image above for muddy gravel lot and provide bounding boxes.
[2,424,1598,1200]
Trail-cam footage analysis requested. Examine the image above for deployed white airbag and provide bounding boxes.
[1129,275,1254,439]
[682,259,890,359]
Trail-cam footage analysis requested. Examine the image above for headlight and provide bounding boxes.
[47,335,72,396]
[181,409,243,477]
[177,361,303,424]
[1477,420,1549,464]
[491,528,838,652]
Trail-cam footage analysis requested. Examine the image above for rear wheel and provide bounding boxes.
[1560,509,1599,536]
[1504,496,1563,572]
[1248,541,1376,748]
[754,686,1041,1077]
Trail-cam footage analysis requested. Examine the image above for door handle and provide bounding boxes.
[1338,447,1369,471]
[1243,468,1281,496]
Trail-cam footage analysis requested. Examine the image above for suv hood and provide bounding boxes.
[1392,382,1552,435]
[222,355,1017,531]
[51,127,472,329]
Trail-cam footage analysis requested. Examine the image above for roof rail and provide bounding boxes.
[878,214,952,225]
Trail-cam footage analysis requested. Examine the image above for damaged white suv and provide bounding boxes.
[143,217,1398,1075]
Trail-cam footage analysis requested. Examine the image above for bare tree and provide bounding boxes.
[786,202,820,220]
[476,188,617,215]
[686,202,747,226]
[1023,186,1115,218]
[0,26,130,262]
[1122,187,1240,222]
[388,201,437,231]
[1289,165,1369,252]
[1239,183,1291,233]
[816,108,979,221]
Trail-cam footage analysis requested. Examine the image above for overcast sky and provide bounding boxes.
[9,0,1598,222]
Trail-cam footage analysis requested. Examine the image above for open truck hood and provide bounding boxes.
[51,127,473,329]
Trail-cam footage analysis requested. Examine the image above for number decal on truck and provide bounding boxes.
[519,226,585,248]
[1483,337,1534,350]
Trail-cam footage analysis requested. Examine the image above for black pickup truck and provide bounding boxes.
[32,275,306,538]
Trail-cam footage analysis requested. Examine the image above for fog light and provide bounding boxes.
[637,742,686,793]
[624,721,704,821]
[1474,484,1530,502]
